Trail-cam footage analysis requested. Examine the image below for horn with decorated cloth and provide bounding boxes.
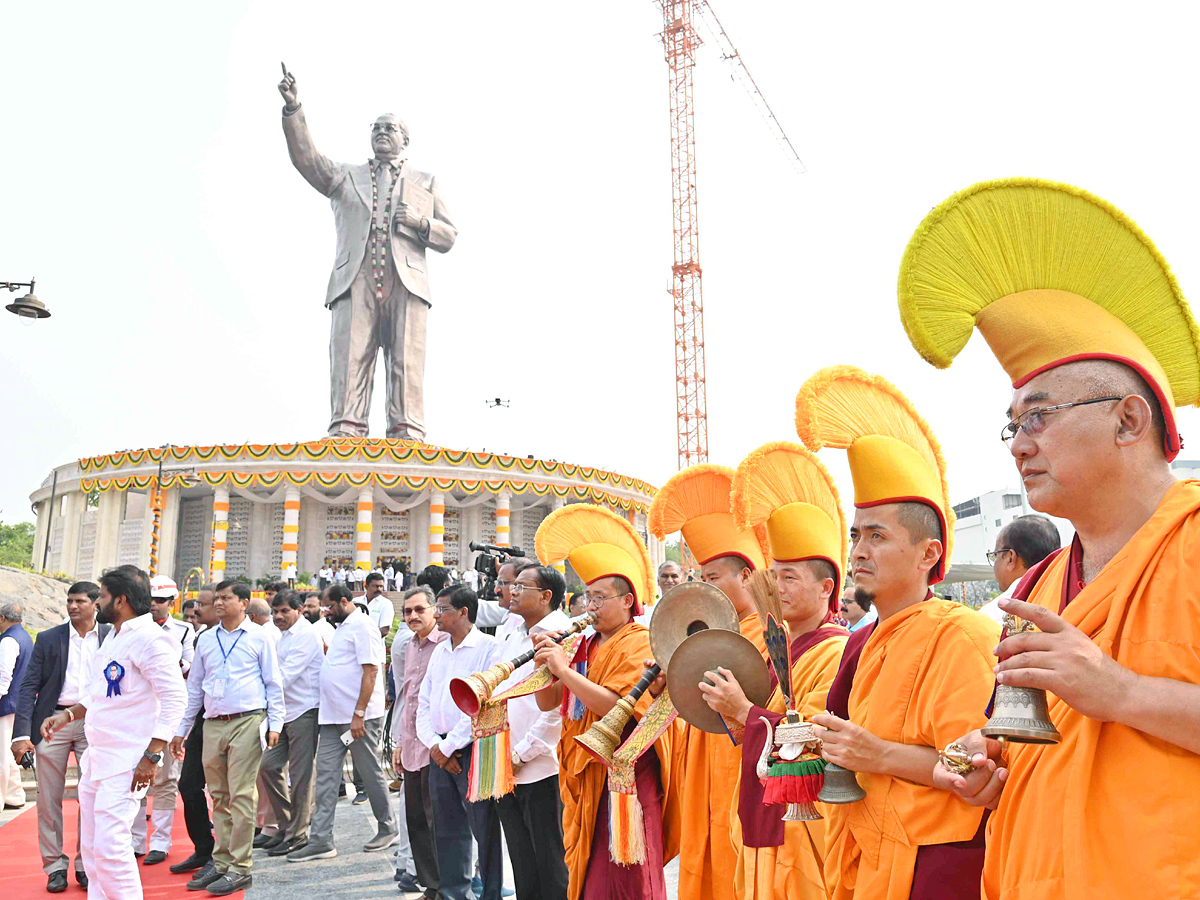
[795,366,954,583]
[897,177,1200,460]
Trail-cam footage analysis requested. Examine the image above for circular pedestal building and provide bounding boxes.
[28,439,662,587]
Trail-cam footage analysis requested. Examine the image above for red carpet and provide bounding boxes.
[0,796,234,898]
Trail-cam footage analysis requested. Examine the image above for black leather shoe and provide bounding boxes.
[74,871,88,888]
[46,871,67,893]
[206,873,252,896]
[170,853,211,874]
[252,830,274,848]
[143,850,168,865]
[186,862,222,891]
[268,836,303,857]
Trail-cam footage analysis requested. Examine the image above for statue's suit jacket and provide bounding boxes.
[283,108,457,308]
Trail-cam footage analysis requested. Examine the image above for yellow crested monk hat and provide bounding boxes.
[729,442,847,600]
[535,505,655,616]
[795,366,954,584]
[898,177,1200,460]
[648,464,767,571]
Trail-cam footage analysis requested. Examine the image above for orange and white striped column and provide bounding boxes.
[356,488,373,571]
[211,486,230,579]
[550,497,566,574]
[281,487,301,577]
[428,491,445,567]
[495,490,511,548]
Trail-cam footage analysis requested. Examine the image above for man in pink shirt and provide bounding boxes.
[392,585,448,900]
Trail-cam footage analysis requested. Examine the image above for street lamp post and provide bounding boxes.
[3,279,51,321]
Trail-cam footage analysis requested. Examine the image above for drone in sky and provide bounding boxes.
[485,398,510,408]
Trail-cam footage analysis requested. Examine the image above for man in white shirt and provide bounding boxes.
[978,514,1062,624]
[169,581,284,896]
[301,593,335,652]
[384,563,396,592]
[335,567,348,586]
[11,582,110,893]
[475,558,528,641]
[462,567,479,592]
[40,565,187,900]
[289,584,399,861]
[248,599,282,645]
[133,579,195,865]
[259,590,325,857]
[839,586,878,633]
[494,565,571,900]
[417,586,503,900]
[363,572,394,637]
[246,597,286,849]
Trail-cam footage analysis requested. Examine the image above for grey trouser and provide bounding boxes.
[261,708,318,842]
[310,719,396,845]
[328,254,429,440]
[429,743,502,900]
[34,717,87,875]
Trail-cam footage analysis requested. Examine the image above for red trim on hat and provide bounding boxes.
[586,573,644,616]
[696,551,757,571]
[1013,353,1181,461]
[855,496,949,585]
[769,555,844,614]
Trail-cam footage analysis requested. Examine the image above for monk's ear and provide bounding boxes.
[1114,394,1155,448]
[916,539,943,578]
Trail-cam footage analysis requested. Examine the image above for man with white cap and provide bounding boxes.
[132,576,193,865]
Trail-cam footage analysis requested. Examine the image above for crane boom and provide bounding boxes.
[694,1,805,173]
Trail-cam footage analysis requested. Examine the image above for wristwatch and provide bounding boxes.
[354,709,366,718]
[510,750,522,768]
[143,750,163,765]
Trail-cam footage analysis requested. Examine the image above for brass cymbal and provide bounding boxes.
[649,581,738,671]
[666,630,771,734]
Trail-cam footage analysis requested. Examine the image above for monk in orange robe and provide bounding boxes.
[533,575,681,900]
[935,361,1200,900]
[699,560,848,900]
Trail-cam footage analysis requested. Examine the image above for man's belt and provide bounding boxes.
[209,708,265,722]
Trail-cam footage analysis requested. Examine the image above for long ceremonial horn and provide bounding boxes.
[450,612,596,716]
[574,663,661,766]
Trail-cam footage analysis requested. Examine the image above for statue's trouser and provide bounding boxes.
[329,255,428,440]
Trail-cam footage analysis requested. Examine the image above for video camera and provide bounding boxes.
[468,540,527,600]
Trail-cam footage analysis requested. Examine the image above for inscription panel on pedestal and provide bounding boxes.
[443,508,460,566]
[76,509,98,581]
[269,502,285,575]
[325,504,356,568]
[118,518,146,567]
[176,498,208,581]
[225,498,253,578]
[379,508,410,563]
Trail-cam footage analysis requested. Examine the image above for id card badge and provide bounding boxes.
[211,677,227,699]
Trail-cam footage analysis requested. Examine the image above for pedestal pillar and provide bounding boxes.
[356,488,373,571]
[495,491,511,549]
[281,488,301,578]
[58,491,84,579]
[92,490,122,580]
[550,497,566,574]
[211,487,230,581]
[428,492,445,567]
[158,488,181,582]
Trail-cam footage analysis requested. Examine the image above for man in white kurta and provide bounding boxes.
[40,566,187,900]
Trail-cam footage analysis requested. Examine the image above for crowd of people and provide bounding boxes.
[4,176,1200,900]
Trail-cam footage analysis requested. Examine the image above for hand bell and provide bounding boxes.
[816,762,866,804]
[981,683,1061,744]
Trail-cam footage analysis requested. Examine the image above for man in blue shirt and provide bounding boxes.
[169,581,284,896]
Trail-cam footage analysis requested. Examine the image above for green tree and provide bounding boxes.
[0,521,35,567]
[664,539,681,565]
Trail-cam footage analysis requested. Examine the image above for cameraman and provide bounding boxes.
[475,558,529,640]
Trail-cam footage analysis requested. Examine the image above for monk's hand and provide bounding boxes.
[995,597,1135,721]
[932,729,1007,809]
[698,667,753,725]
[533,633,569,678]
[644,659,666,698]
[811,713,886,773]
[169,736,186,761]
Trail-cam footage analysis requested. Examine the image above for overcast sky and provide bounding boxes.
[4,1,1200,529]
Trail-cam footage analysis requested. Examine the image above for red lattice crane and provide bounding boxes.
[655,1,803,470]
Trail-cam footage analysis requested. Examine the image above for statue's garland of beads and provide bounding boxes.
[369,162,399,302]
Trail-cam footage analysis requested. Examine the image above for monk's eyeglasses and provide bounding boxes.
[1000,397,1121,445]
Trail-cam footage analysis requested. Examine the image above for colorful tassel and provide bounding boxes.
[761,755,826,805]
[467,730,515,801]
[608,788,646,866]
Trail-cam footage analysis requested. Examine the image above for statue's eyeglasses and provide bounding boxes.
[372,123,402,134]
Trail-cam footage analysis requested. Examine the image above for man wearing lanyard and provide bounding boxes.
[169,581,284,896]
[39,565,187,900]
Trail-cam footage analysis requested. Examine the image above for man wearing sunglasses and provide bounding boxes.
[905,178,1200,900]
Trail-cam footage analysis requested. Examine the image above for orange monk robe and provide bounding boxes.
[983,480,1200,900]
[824,600,999,900]
[733,629,848,900]
[677,615,769,900]
[559,621,683,900]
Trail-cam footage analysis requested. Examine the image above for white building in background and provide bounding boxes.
[952,459,1200,568]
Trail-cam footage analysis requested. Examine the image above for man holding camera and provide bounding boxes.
[12,583,110,893]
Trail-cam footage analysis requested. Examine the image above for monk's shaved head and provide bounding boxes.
[894,502,942,545]
[1068,360,1165,449]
